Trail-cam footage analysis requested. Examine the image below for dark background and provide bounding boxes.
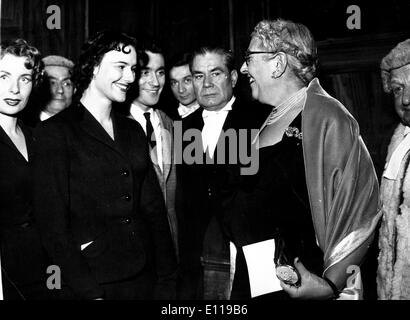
[2,0,410,299]
[2,0,409,175]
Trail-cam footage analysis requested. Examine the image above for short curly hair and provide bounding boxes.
[72,30,137,100]
[190,46,235,73]
[0,38,44,87]
[380,39,410,93]
[251,19,317,85]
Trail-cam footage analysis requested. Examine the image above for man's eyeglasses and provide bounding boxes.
[243,50,278,65]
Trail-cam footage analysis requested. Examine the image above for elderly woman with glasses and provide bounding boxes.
[222,18,381,300]
[377,39,410,300]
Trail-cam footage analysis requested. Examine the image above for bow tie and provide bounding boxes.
[202,108,231,119]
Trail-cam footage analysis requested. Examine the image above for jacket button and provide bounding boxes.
[121,169,129,177]
[122,194,131,201]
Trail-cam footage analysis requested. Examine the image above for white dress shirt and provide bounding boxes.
[130,103,163,171]
[178,102,200,118]
[201,96,236,158]
[39,111,52,121]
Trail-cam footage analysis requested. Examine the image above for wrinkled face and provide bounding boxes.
[191,52,237,111]
[92,44,137,103]
[137,51,165,107]
[391,64,410,126]
[240,37,275,105]
[169,64,196,107]
[44,65,74,112]
[0,54,33,117]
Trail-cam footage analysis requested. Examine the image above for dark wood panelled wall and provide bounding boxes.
[1,0,87,62]
[2,0,409,176]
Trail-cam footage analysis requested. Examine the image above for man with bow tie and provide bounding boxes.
[177,46,263,299]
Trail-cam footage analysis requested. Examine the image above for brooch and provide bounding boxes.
[284,126,303,140]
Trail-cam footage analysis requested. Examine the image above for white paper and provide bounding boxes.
[80,241,93,251]
[242,239,282,297]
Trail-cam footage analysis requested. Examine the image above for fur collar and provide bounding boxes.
[378,123,410,299]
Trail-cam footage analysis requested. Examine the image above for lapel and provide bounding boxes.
[156,109,172,183]
[215,98,238,150]
[193,107,205,152]
[20,122,34,162]
[0,121,32,162]
[182,107,205,154]
[0,124,18,152]
[76,103,128,160]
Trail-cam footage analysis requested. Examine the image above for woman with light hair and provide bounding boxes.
[223,18,381,300]
[0,39,51,299]
[378,39,410,300]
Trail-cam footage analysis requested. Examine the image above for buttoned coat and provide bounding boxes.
[0,123,50,298]
[32,103,177,299]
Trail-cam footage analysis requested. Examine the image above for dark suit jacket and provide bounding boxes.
[129,109,179,261]
[163,104,182,121]
[0,123,50,291]
[177,97,260,298]
[32,103,177,299]
[150,110,179,260]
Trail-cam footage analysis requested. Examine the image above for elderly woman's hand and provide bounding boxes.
[280,257,336,300]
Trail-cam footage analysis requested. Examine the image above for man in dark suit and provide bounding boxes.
[177,46,263,299]
[128,42,179,262]
[32,31,177,300]
[166,52,200,121]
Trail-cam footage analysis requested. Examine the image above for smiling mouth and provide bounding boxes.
[145,89,159,95]
[4,99,21,106]
[115,83,130,92]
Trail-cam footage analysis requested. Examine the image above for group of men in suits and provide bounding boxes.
[21,26,268,299]
[142,45,267,299]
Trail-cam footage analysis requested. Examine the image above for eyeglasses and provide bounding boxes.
[243,50,279,65]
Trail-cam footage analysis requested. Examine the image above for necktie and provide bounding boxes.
[143,112,156,148]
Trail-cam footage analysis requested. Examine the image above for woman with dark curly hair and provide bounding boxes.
[32,30,177,300]
[0,39,52,299]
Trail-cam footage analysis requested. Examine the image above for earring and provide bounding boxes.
[271,71,280,79]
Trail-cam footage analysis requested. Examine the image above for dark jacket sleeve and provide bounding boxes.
[32,122,104,299]
[139,157,178,299]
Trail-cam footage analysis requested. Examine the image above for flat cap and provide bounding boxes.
[42,55,74,69]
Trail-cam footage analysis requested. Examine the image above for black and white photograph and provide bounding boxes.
[1,0,410,313]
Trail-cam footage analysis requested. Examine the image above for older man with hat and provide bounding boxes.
[39,55,75,121]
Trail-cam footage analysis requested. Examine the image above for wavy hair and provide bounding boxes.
[380,39,410,93]
[190,46,235,73]
[251,19,317,85]
[72,30,137,100]
[0,38,44,87]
